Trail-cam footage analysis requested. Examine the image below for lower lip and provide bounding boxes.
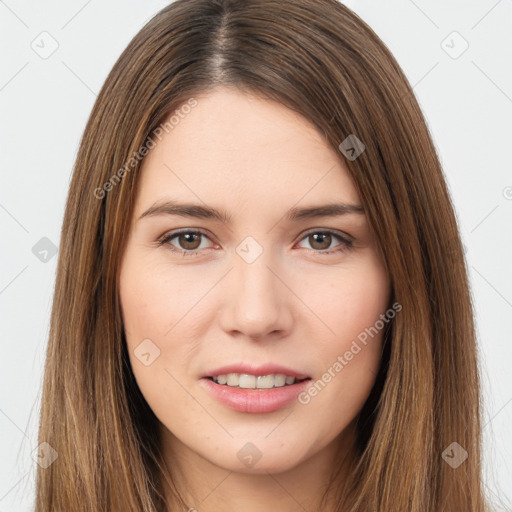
[200,377,311,414]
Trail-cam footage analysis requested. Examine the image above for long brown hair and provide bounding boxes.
[35,0,488,510]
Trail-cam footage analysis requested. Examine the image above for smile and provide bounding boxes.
[209,373,310,389]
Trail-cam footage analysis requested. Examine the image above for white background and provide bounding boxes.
[1,1,511,510]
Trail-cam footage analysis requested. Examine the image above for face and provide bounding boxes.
[119,87,390,476]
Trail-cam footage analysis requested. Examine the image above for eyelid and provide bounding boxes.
[298,227,353,244]
[157,227,217,249]
[157,227,353,255]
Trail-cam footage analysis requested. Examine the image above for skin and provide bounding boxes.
[119,87,391,511]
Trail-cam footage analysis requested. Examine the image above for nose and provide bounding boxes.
[218,250,293,340]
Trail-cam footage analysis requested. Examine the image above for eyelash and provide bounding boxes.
[156,228,353,257]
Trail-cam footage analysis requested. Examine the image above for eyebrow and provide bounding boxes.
[138,200,364,223]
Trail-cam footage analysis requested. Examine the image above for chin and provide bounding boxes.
[200,437,311,475]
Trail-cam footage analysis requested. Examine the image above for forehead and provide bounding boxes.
[135,88,361,216]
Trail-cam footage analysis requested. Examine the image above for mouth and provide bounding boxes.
[201,373,313,413]
[205,373,312,390]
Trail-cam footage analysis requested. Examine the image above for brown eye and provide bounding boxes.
[308,233,332,251]
[158,230,214,256]
[297,230,353,255]
[158,229,352,258]
[176,232,202,250]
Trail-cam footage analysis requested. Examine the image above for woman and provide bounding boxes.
[34,0,488,510]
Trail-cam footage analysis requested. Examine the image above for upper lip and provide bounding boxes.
[203,363,311,380]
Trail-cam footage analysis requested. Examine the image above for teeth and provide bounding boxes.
[274,374,286,387]
[227,373,239,386]
[211,373,303,389]
[239,374,257,388]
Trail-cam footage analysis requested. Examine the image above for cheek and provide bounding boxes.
[305,254,390,344]
[119,261,199,423]
[119,257,197,343]
[119,257,180,370]
[295,253,390,413]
